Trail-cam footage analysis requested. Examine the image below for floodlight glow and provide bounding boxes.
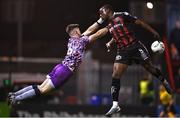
[147,2,153,9]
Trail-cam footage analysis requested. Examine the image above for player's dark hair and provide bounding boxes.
[100,4,113,12]
[66,24,79,34]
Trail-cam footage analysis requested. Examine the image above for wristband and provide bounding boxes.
[97,18,104,25]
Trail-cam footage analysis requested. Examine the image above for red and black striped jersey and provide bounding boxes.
[106,12,137,49]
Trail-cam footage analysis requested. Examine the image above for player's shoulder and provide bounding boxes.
[81,35,90,43]
[114,12,130,16]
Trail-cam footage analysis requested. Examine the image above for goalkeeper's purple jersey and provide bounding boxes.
[62,36,89,72]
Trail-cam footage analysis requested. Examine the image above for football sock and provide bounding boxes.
[153,68,165,82]
[111,78,120,103]
[146,65,165,82]
[14,86,33,96]
[15,85,41,101]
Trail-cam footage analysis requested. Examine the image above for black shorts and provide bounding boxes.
[115,41,150,65]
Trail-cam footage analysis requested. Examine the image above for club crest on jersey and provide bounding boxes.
[138,49,144,53]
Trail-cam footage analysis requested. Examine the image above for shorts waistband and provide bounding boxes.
[118,40,138,50]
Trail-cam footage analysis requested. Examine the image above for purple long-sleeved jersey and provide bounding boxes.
[62,36,89,72]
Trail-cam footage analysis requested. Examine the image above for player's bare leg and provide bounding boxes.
[38,77,55,94]
[142,60,172,94]
[8,64,72,105]
[38,78,49,91]
[105,63,128,117]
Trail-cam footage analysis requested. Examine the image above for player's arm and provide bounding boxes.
[82,18,104,36]
[88,27,108,43]
[135,19,161,40]
[123,12,160,40]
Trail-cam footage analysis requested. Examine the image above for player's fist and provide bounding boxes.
[151,41,165,54]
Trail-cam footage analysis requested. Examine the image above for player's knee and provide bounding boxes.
[112,72,121,78]
[113,64,127,78]
[37,85,42,93]
[38,84,54,94]
[38,85,46,94]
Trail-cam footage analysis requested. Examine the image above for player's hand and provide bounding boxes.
[106,42,111,52]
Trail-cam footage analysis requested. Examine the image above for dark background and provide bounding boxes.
[0,0,165,61]
[0,0,180,117]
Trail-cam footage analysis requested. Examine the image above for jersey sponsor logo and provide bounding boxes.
[116,55,122,60]
[109,20,123,33]
[109,24,123,33]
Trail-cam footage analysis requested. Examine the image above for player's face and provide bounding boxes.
[69,27,81,38]
[73,27,81,37]
[75,28,81,36]
[99,8,109,20]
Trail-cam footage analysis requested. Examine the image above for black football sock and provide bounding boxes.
[111,78,120,102]
[153,68,165,82]
[145,65,165,82]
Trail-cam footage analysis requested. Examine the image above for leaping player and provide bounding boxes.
[82,4,172,117]
[8,24,106,105]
